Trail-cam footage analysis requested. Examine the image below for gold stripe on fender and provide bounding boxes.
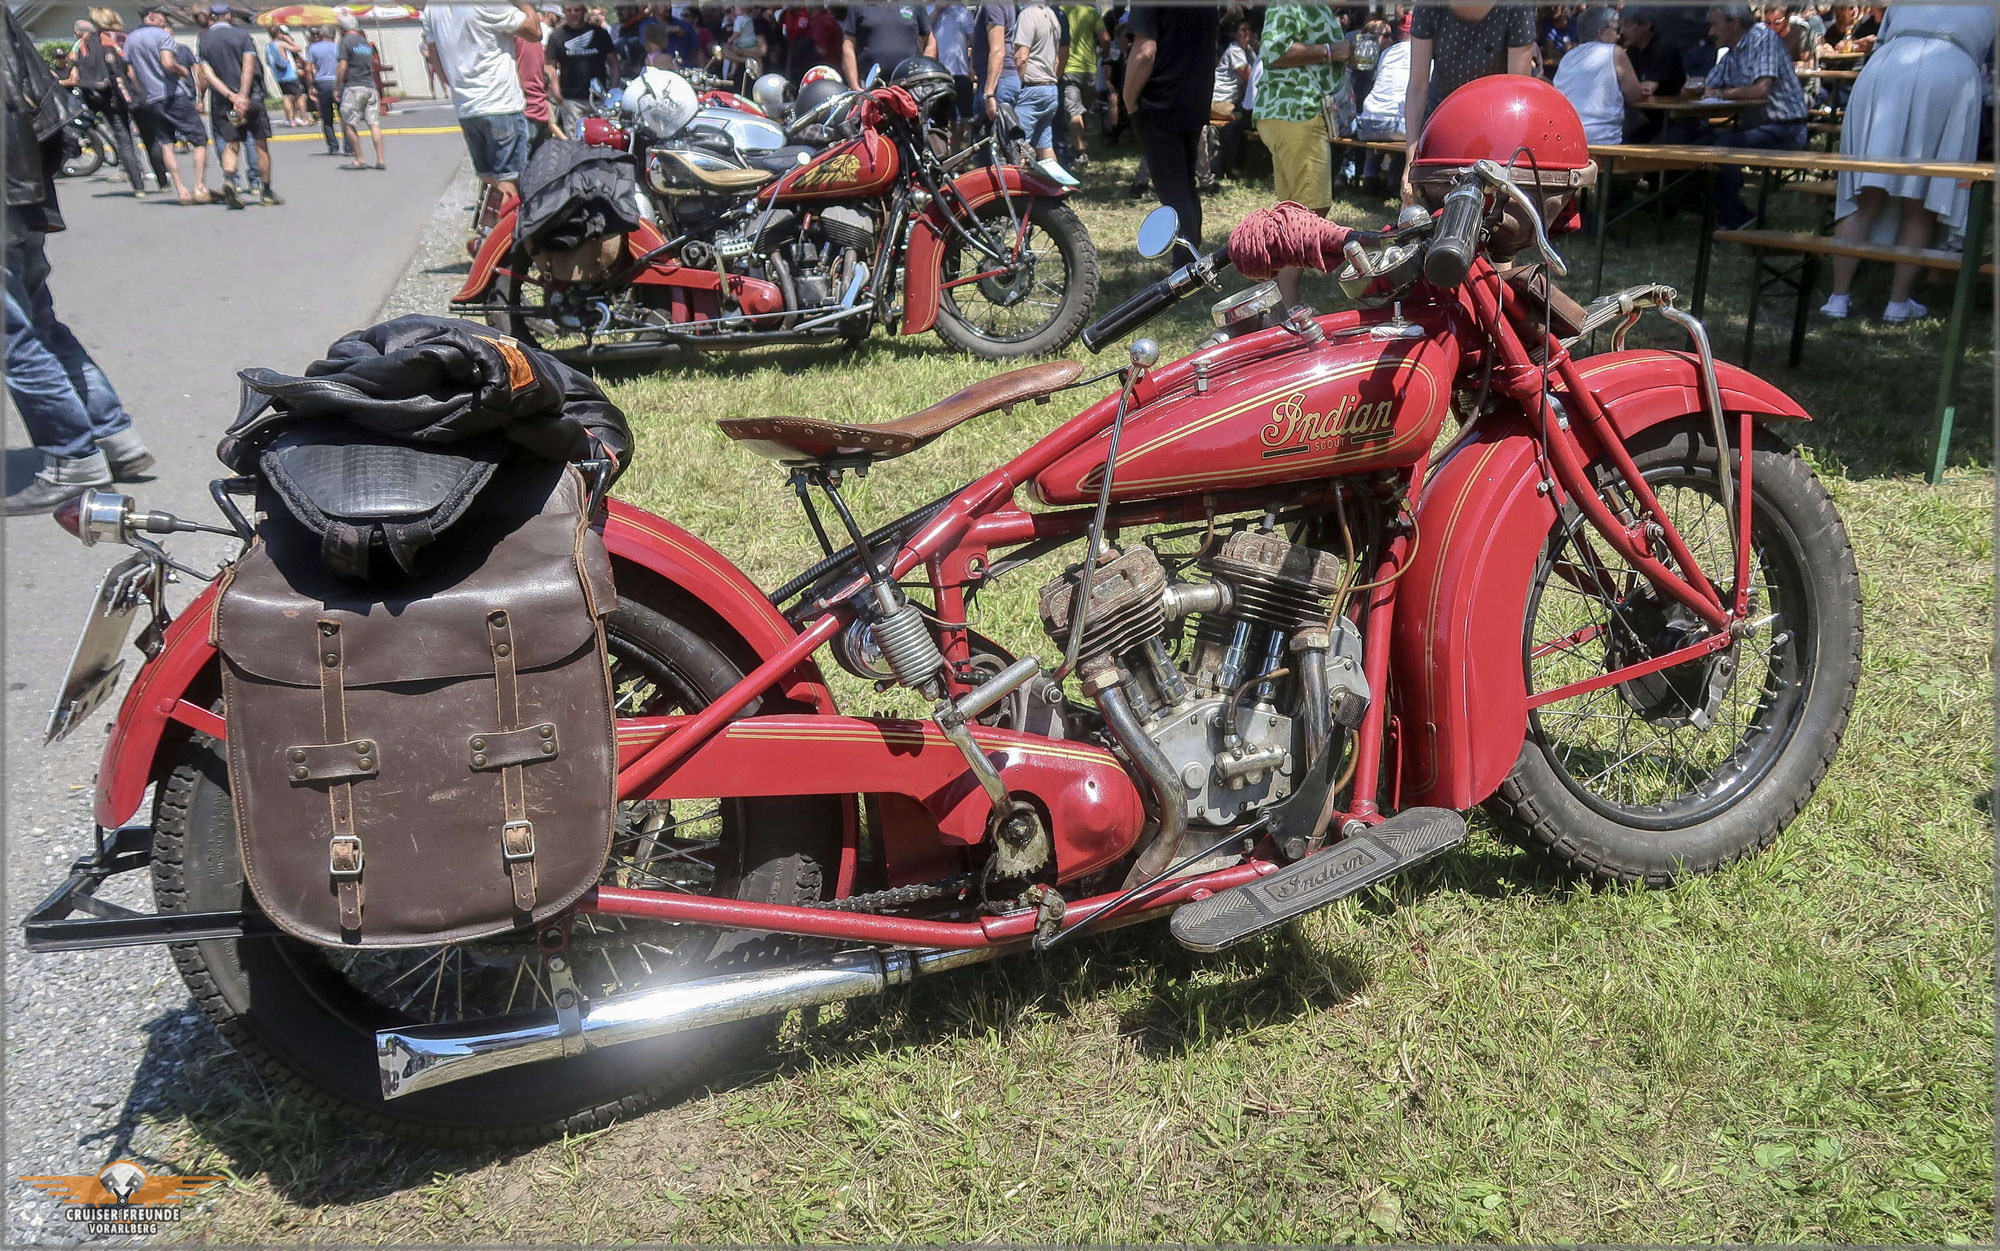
[1071,357,1441,496]
[616,516,783,629]
[1403,438,1505,800]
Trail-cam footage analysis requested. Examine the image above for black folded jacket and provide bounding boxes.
[218,314,633,580]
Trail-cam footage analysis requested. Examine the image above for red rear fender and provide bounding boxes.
[452,206,519,305]
[91,501,833,828]
[901,165,1068,335]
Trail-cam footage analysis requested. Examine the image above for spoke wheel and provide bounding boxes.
[309,617,741,1025]
[1487,420,1862,884]
[153,598,839,1143]
[59,129,106,178]
[933,196,1097,359]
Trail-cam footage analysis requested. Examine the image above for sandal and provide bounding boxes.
[373,161,385,170]
[344,161,369,169]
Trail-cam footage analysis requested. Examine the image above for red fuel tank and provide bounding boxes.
[1033,328,1459,506]
[761,129,899,204]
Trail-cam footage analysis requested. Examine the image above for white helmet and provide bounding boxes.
[750,72,790,120]
[621,66,699,140]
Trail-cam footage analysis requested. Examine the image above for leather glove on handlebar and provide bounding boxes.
[1227,202,1355,280]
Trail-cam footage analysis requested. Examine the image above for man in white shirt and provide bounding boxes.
[422,1,543,200]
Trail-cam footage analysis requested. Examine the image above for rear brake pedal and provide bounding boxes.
[1169,807,1467,952]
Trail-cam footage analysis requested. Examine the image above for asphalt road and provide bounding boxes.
[3,100,472,1244]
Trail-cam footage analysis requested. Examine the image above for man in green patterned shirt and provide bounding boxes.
[1254,0,1350,305]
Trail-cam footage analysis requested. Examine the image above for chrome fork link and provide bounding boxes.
[1653,300,1739,579]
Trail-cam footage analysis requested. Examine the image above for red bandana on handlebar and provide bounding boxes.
[1226,202,1356,280]
[860,85,922,124]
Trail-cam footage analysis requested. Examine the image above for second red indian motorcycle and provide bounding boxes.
[27,79,1860,1141]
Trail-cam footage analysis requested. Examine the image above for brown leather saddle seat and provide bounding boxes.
[716,359,1085,465]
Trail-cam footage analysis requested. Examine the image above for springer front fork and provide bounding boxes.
[1464,271,1759,728]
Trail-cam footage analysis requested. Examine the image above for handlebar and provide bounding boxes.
[1082,163,1572,351]
[1080,251,1231,353]
[1422,180,1485,289]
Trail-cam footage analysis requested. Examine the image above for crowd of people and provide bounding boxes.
[16,0,1994,516]
[52,4,399,210]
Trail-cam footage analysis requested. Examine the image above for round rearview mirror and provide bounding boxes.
[1136,206,1180,259]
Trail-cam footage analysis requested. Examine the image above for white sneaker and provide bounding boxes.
[1035,157,1079,188]
[1818,293,1850,319]
[1882,298,1929,324]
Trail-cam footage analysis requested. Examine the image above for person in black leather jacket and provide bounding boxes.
[4,5,156,515]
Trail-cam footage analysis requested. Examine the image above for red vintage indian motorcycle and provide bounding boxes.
[453,71,1099,363]
[28,80,1859,1141]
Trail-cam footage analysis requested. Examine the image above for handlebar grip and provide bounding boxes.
[1081,276,1177,353]
[1422,182,1486,289]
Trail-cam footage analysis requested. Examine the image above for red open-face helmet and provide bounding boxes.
[1411,75,1596,244]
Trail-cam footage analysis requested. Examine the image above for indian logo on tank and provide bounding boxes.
[791,153,862,191]
[1258,391,1399,459]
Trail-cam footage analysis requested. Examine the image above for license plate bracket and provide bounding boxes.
[45,552,153,744]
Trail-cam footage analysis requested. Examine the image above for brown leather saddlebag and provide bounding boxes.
[214,458,618,948]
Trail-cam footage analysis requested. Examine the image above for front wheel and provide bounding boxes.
[152,598,841,1144]
[933,196,1098,359]
[1486,420,1862,884]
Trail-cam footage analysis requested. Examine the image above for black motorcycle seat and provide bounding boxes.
[744,146,817,176]
[262,429,503,521]
[256,424,509,578]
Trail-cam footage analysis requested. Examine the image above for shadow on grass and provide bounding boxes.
[123,830,1585,1210]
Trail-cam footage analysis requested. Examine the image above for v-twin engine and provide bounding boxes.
[1039,529,1369,839]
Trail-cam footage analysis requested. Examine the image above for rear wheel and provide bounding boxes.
[152,598,840,1144]
[933,196,1097,359]
[59,127,106,178]
[487,248,597,360]
[1486,420,1862,884]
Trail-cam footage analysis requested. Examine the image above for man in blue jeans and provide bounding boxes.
[1012,0,1077,185]
[422,1,542,202]
[3,7,154,515]
[1690,3,1808,230]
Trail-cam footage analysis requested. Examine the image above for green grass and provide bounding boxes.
[153,143,1991,1243]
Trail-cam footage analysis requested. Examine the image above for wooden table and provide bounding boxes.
[1798,67,1860,82]
[1632,97,1750,117]
[1585,143,1993,479]
[1815,48,1868,63]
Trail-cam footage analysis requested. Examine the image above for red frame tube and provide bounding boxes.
[585,856,1277,948]
[1458,262,1730,631]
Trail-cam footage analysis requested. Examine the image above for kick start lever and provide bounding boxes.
[932,655,1043,810]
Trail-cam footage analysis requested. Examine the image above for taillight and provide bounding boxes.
[52,492,84,540]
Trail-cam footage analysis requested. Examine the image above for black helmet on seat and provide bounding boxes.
[789,67,851,131]
[891,54,956,124]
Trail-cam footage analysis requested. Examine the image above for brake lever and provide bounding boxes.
[1471,158,1569,278]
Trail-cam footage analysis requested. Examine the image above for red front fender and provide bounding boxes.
[901,165,1068,335]
[91,500,834,829]
[1390,352,1810,811]
[452,206,520,305]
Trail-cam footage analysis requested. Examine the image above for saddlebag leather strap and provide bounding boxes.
[284,738,380,783]
[468,722,560,770]
[318,619,365,936]
[487,609,537,916]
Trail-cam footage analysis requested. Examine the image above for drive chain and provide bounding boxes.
[811,875,976,913]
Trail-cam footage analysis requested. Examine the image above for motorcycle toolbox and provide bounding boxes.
[212,458,619,948]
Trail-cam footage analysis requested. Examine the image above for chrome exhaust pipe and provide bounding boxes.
[376,944,1008,1100]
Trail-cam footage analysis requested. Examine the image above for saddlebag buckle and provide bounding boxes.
[328,835,366,881]
[500,820,537,864]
